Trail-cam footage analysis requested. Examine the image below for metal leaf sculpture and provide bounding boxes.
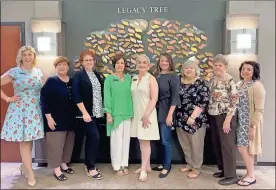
[74,18,213,80]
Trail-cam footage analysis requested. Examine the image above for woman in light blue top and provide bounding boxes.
[1,45,44,187]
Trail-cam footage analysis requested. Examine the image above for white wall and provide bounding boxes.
[1,1,62,45]
[1,1,63,77]
[228,1,275,163]
[1,1,35,45]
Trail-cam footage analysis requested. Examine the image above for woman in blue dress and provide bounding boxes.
[0,45,44,187]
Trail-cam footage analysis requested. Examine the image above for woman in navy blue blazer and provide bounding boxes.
[72,50,105,180]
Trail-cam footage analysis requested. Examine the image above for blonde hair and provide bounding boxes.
[136,54,150,64]
[135,54,150,70]
[16,45,37,67]
[182,59,201,77]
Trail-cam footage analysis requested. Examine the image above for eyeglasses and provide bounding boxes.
[82,59,96,63]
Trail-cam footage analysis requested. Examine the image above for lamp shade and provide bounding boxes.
[224,14,259,55]
[31,19,61,33]
[226,14,258,30]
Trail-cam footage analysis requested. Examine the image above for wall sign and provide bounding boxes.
[117,6,169,14]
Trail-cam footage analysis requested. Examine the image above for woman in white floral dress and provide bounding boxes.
[1,46,44,187]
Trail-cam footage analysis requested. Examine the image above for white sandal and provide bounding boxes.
[133,168,151,174]
[139,171,148,182]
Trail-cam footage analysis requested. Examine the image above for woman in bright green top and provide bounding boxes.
[104,54,133,176]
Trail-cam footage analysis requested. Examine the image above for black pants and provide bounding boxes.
[71,118,100,170]
[209,114,237,178]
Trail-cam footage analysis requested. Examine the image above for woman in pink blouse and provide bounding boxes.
[208,54,239,186]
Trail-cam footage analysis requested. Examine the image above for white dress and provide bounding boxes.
[130,73,160,140]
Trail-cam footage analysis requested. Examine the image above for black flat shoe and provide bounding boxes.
[219,177,239,185]
[61,167,74,174]
[54,173,67,181]
[213,171,224,178]
[152,165,163,171]
[159,169,171,178]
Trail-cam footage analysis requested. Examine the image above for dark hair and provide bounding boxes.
[155,52,175,76]
[112,54,127,69]
[239,61,260,80]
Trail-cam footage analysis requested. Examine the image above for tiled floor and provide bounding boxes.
[1,163,275,189]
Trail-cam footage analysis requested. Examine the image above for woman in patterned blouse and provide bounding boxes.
[208,54,239,185]
[72,50,105,180]
[175,59,209,179]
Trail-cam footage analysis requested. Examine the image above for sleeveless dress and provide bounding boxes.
[236,80,253,147]
[130,73,160,140]
[1,67,44,142]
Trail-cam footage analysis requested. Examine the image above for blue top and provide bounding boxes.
[1,67,44,141]
[40,76,77,132]
[156,73,181,123]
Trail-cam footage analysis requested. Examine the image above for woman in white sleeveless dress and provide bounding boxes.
[131,54,160,182]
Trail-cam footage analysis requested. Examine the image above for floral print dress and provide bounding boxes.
[175,78,210,134]
[236,81,253,146]
[1,67,44,142]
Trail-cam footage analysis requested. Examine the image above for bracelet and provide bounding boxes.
[6,97,10,103]
[190,116,196,120]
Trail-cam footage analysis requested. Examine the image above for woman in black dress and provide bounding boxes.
[175,59,209,179]
[40,56,76,181]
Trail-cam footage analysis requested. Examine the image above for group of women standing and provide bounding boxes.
[0,45,266,187]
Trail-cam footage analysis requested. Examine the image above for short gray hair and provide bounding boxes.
[136,54,150,64]
[213,54,228,66]
[16,45,36,66]
[182,60,201,77]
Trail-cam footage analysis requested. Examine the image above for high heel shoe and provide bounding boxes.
[19,164,37,187]
[27,179,37,187]
[19,164,28,179]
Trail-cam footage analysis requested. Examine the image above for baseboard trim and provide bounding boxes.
[257,162,276,166]
[33,158,275,167]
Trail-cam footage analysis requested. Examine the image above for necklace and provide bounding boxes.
[182,77,198,84]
